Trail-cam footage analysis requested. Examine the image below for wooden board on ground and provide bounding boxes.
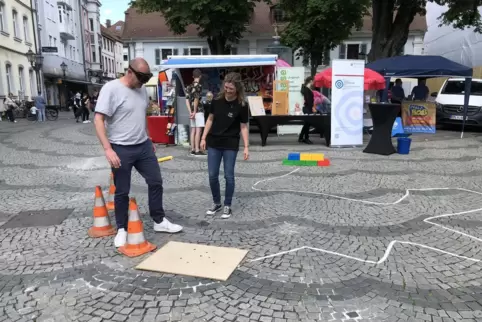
[135,241,248,281]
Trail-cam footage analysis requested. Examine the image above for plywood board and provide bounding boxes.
[135,241,248,281]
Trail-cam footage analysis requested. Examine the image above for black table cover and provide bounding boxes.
[363,103,401,155]
[252,114,331,146]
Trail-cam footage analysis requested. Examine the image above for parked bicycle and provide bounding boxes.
[46,106,59,121]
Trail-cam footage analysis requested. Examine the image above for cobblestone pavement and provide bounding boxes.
[1,114,482,322]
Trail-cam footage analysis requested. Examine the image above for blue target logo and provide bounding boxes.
[333,89,364,136]
[335,80,344,89]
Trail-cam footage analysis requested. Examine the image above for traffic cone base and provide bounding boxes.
[88,186,116,238]
[119,240,156,257]
[118,198,156,257]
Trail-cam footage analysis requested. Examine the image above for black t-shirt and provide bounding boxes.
[207,97,249,150]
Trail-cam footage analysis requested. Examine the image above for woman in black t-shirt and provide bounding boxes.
[200,72,249,219]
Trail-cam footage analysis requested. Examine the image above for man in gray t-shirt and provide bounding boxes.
[94,57,183,248]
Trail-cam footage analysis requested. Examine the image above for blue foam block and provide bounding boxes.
[287,153,300,161]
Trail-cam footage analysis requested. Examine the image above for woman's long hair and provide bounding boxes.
[216,72,246,105]
[300,76,313,94]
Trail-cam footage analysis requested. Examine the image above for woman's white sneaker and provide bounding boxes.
[206,204,222,215]
[154,218,183,233]
[114,229,127,247]
[221,206,232,219]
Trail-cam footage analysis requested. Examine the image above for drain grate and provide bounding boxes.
[1,209,74,228]
[345,312,359,318]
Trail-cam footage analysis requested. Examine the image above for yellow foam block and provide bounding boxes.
[311,153,324,161]
[299,153,311,161]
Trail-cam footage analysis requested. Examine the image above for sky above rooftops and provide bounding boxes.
[100,0,130,25]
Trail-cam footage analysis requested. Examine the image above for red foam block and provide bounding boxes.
[317,159,330,166]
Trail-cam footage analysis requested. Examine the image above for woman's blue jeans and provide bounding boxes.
[207,147,238,206]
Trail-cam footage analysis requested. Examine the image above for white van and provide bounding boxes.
[433,78,482,126]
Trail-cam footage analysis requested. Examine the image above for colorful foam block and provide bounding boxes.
[303,161,318,166]
[311,153,324,161]
[299,153,311,161]
[317,159,330,166]
[282,159,297,166]
[287,153,300,161]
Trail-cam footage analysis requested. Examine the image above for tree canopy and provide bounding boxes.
[369,0,482,61]
[130,0,269,54]
[279,0,370,76]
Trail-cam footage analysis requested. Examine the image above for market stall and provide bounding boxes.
[156,55,279,146]
[367,55,473,137]
[146,66,176,145]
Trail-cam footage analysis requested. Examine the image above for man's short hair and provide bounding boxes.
[395,78,402,83]
[193,69,202,78]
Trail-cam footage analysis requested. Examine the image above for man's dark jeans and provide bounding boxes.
[207,147,238,206]
[111,139,165,229]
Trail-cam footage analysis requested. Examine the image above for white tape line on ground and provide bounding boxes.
[249,168,482,264]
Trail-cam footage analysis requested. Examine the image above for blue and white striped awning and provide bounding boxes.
[161,55,278,68]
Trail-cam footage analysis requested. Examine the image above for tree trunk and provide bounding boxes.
[207,36,230,55]
[368,0,419,62]
[310,53,323,77]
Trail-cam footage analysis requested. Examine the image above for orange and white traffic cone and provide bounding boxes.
[106,172,115,211]
[118,198,156,257]
[88,186,117,238]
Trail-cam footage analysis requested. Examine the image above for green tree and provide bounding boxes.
[130,0,269,54]
[369,0,482,61]
[279,0,370,77]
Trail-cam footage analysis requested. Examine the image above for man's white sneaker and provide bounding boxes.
[154,218,183,233]
[114,228,127,247]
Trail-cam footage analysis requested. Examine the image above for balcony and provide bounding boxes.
[57,0,73,11]
[59,22,75,40]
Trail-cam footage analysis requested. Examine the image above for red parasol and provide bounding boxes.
[314,67,386,90]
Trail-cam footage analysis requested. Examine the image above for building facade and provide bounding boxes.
[106,19,128,74]
[101,20,123,80]
[82,0,102,84]
[0,0,38,106]
[122,3,426,76]
[36,0,88,105]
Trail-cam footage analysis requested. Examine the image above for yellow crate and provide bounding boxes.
[299,153,311,161]
[310,153,324,161]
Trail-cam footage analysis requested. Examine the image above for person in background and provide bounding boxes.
[411,78,429,101]
[200,72,249,219]
[203,91,214,123]
[34,91,47,122]
[90,90,98,112]
[186,69,205,156]
[298,77,314,144]
[4,93,17,123]
[82,93,91,124]
[390,79,405,104]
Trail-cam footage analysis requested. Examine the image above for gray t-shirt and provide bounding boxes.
[95,79,149,145]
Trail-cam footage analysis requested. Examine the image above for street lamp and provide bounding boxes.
[266,29,289,56]
[60,62,67,78]
[26,48,44,94]
[60,62,68,109]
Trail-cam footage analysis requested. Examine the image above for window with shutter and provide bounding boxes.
[173,49,179,55]
[360,44,367,56]
[155,49,160,65]
[183,48,189,55]
[338,44,346,59]
[231,47,238,55]
[202,48,208,55]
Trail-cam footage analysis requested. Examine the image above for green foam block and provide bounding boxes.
[282,160,318,166]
